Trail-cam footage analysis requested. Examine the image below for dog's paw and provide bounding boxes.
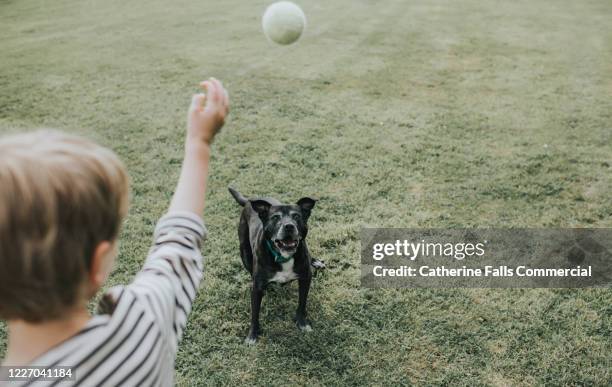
[296,317,313,332]
[244,335,258,345]
[299,324,313,332]
[311,258,326,269]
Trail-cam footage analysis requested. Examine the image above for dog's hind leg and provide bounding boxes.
[240,241,253,274]
[238,208,254,273]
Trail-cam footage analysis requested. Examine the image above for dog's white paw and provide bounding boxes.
[244,336,257,345]
[311,259,326,269]
[299,324,313,332]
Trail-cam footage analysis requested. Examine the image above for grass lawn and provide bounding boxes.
[1,0,611,385]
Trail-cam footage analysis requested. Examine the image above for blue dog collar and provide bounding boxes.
[265,239,293,264]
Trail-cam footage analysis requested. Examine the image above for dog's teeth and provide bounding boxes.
[275,239,298,250]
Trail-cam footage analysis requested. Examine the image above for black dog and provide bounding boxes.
[229,187,317,344]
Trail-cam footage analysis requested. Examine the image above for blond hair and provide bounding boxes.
[0,130,129,322]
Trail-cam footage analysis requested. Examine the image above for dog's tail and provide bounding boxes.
[228,187,248,207]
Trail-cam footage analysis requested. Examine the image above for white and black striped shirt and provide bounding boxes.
[10,212,206,386]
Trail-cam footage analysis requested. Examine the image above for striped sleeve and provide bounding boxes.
[127,211,206,350]
[12,213,206,386]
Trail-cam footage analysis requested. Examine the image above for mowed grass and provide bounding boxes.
[1,0,612,385]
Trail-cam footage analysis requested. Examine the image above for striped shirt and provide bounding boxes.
[7,212,206,386]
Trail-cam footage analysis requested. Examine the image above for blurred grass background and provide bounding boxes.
[1,0,611,385]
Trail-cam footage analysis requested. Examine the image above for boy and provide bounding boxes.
[0,78,229,386]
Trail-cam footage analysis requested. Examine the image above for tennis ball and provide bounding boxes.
[262,1,306,45]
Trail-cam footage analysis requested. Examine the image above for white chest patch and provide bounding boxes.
[269,259,298,283]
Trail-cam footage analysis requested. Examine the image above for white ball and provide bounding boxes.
[262,1,306,45]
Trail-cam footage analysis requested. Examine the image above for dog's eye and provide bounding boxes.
[291,213,302,220]
[271,214,281,221]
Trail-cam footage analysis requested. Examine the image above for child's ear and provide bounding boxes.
[297,197,317,220]
[249,200,272,221]
[89,241,117,294]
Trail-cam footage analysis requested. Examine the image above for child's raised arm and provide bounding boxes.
[96,80,229,383]
[169,78,229,215]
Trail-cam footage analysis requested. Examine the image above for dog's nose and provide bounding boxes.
[283,224,296,233]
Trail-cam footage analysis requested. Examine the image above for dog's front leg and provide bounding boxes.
[295,274,312,332]
[245,282,264,344]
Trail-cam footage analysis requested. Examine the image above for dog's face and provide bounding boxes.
[250,197,316,258]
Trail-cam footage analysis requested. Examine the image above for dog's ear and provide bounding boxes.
[249,199,271,220]
[297,197,317,220]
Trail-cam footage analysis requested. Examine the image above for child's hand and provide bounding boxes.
[171,79,228,215]
[187,78,229,146]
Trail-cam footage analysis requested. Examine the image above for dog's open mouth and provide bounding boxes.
[274,239,299,252]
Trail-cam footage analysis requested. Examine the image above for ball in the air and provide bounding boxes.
[262,1,306,45]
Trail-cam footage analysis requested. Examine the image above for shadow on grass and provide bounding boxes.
[242,280,356,381]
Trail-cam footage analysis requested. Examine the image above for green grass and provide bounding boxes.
[1,0,611,385]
